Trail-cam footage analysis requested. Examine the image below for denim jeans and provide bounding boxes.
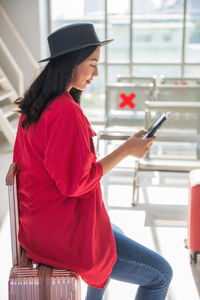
[85,224,173,300]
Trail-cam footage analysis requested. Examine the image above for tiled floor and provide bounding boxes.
[0,131,199,300]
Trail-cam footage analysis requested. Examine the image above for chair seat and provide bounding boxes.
[98,130,133,140]
[138,159,200,172]
[156,132,200,143]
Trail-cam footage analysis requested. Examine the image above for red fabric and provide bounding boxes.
[13,92,117,289]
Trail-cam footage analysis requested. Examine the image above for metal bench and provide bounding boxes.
[116,75,157,86]
[96,82,153,156]
[132,101,200,205]
[155,76,200,101]
[159,75,200,85]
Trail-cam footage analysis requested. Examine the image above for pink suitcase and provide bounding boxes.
[6,163,81,300]
[187,169,200,263]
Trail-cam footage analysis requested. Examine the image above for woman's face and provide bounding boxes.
[68,46,100,91]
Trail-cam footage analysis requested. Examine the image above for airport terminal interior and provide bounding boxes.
[1,0,200,299]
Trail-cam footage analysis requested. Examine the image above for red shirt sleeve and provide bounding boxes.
[43,98,103,197]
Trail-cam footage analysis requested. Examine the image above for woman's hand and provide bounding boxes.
[119,130,156,158]
[99,130,156,176]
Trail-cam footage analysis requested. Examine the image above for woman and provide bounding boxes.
[13,23,172,299]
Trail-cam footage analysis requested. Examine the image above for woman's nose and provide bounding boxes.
[93,66,99,77]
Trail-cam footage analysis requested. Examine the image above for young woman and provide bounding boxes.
[13,23,172,300]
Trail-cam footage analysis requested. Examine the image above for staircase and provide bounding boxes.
[0,67,20,147]
[0,5,40,148]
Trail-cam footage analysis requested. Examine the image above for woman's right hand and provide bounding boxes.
[99,130,156,176]
[120,130,156,159]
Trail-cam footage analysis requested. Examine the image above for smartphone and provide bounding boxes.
[142,111,171,139]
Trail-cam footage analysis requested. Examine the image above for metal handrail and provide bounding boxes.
[0,37,24,96]
[0,4,39,71]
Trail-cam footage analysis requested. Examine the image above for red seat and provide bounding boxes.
[188,169,200,263]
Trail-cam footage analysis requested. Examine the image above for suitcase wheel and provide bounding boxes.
[190,251,199,264]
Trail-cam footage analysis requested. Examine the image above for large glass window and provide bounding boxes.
[51,0,105,116]
[51,0,85,30]
[185,64,200,76]
[50,0,200,119]
[107,0,130,62]
[81,64,105,111]
[185,0,200,62]
[132,64,181,77]
[132,0,184,63]
[108,65,129,82]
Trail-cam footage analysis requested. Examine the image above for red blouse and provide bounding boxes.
[13,91,117,289]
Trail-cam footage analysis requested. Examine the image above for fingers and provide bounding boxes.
[134,130,147,138]
[147,136,156,144]
[144,137,156,151]
[142,136,156,156]
[134,130,157,142]
[125,130,156,158]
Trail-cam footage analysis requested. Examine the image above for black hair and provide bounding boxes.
[15,45,97,128]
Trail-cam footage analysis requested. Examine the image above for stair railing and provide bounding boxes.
[0,4,39,72]
[0,37,24,97]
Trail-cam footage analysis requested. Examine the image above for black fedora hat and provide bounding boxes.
[39,23,113,63]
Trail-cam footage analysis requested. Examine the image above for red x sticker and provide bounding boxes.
[174,81,188,85]
[119,93,136,109]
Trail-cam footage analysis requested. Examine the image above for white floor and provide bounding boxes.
[100,171,198,300]
[0,131,199,300]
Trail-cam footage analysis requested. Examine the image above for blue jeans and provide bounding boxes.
[85,225,173,300]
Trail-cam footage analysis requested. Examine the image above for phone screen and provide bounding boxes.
[142,111,171,139]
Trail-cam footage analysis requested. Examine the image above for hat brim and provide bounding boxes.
[39,39,113,63]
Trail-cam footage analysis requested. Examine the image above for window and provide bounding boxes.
[107,0,130,62]
[132,65,181,77]
[132,0,184,63]
[162,33,172,41]
[185,0,200,62]
[50,0,200,119]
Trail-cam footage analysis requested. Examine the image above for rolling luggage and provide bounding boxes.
[187,169,200,263]
[6,162,81,299]
[9,259,80,300]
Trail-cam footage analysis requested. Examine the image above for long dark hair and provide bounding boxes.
[15,45,97,129]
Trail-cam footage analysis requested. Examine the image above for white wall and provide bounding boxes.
[0,0,49,90]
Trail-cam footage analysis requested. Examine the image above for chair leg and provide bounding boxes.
[104,140,110,157]
[96,134,100,158]
[197,142,200,160]
[132,161,139,206]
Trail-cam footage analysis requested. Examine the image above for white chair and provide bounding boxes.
[116,75,157,87]
[154,85,200,102]
[96,82,153,156]
[159,75,200,85]
[132,101,200,205]
[155,76,200,101]
[105,82,154,127]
